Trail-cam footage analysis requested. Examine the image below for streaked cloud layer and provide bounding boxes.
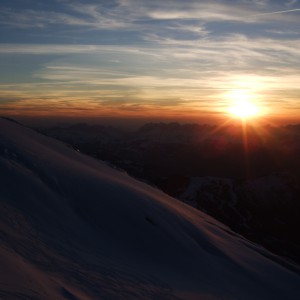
[0,0,300,123]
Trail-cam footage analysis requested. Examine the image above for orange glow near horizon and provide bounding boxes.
[0,90,299,126]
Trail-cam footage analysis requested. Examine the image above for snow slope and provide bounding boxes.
[0,118,299,300]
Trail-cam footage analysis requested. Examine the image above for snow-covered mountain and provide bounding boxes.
[1,118,300,300]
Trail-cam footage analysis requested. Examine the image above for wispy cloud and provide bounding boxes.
[1,32,300,93]
[0,44,146,55]
[1,0,299,32]
[251,8,300,17]
[286,0,298,7]
[0,9,94,29]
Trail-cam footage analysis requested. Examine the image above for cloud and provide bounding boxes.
[1,0,299,33]
[286,0,298,6]
[0,44,144,55]
[265,29,300,35]
[0,9,94,29]
[2,31,300,94]
[251,8,300,18]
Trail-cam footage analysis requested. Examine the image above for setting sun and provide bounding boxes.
[227,90,261,119]
[230,99,260,119]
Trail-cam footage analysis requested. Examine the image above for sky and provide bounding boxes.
[0,0,300,125]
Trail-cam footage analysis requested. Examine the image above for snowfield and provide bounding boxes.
[0,117,299,300]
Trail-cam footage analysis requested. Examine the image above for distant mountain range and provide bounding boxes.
[38,122,300,264]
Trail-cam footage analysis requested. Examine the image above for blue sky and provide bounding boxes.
[0,0,300,123]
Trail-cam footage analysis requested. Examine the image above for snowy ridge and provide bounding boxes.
[0,118,300,300]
